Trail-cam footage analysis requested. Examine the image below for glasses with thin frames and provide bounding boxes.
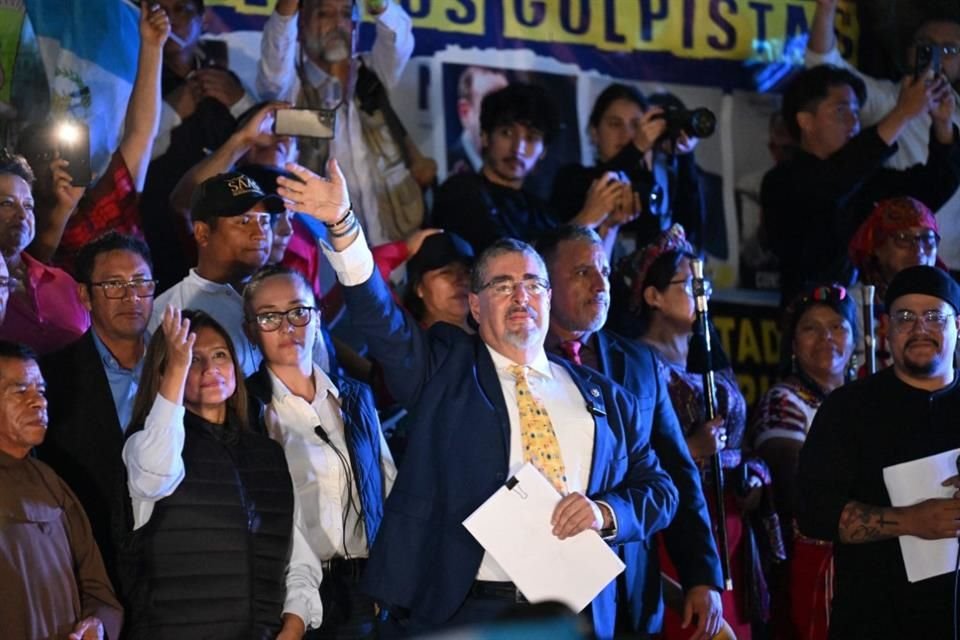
[891,230,939,252]
[478,276,550,298]
[251,306,317,332]
[890,309,955,334]
[90,279,158,299]
[669,278,712,298]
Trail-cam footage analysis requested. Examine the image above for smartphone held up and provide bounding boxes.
[53,121,93,187]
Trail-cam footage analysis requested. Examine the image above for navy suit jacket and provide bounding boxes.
[36,331,133,590]
[593,330,723,633]
[346,269,678,639]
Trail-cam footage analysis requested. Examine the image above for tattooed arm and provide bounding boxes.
[839,498,960,543]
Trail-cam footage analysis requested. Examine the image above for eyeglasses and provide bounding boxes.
[478,276,550,298]
[890,309,955,333]
[891,230,939,252]
[668,278,712,298]
[0,276,18,291]
[90,279,158,299]
[250,306,317,332]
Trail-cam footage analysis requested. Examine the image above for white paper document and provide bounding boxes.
[882,447,960,583]
[462,462,625,611]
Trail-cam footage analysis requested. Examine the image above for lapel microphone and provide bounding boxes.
[314,424,332,444]
[586,402,606,418]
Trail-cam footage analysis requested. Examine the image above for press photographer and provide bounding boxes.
[551,84,712,253]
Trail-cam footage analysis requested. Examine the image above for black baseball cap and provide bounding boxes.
[407,232,474,284]
[191,171,285,223]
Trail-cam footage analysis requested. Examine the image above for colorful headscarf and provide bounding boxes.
[618,223,695,313]
[848,196,939,270]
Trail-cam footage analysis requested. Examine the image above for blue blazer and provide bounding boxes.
[346,270,678,639]
[594,330,723,633]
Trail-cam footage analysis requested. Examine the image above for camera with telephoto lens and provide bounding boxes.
[655,105,717,140]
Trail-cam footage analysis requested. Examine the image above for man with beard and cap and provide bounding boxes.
[148,171,284,377]
[257,0,420,247]
[276,157,678,638]
[537,225,724,640]
[848,196,944,372]
[798,265,960,639]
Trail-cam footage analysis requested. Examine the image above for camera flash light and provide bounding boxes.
[56,122,80,144]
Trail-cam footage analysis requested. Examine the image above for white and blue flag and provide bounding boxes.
[24,0,140,175]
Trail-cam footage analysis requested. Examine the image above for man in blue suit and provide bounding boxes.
[537,225,723,639]
[276,158,679,639]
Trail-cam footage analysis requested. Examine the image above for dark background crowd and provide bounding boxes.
[4,0,960,639]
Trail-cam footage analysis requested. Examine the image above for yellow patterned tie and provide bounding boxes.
[509,365,568,495]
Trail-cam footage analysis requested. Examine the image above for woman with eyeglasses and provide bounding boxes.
[847,197,942,374]
[121,307,322,639]
[243,265,396,639]
[0,152,89,353]
[749,283,857,640]
[609,224,783,640]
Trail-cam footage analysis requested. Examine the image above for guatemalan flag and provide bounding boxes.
[24,0,140,176]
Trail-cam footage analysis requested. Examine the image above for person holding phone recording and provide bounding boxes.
[761,62,959,306]
[806,0,960,273]
[16,1,170,275]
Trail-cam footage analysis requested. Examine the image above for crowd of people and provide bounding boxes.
[5,0,960,638]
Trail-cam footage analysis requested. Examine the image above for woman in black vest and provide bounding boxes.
[121,307,322,639]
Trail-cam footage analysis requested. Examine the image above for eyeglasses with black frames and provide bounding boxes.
[250,306,317,332]
[477,276,551,298]
[90,279,158,299]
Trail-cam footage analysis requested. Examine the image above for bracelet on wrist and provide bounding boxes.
[328,218,360,238]
[324,206,354,229]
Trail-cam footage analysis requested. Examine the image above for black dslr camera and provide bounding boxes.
[655,105,717,140]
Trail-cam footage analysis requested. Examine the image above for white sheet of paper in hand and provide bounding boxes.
[882,447,960,583]
[462,462,625,612]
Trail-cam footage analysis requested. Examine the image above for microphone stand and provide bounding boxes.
[691,258,733,591]
[861,284,877,375]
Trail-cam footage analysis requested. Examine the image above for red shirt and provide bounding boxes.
[0,252,90,355]
[57,151,143,275]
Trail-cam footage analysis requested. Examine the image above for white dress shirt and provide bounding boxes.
[122,394,324,628]
[805,46,960,269]
[263,365,397,562]
[256,4,414,247]
[474,347,597,581]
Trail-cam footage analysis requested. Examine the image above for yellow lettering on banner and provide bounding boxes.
[205,0,857,66]
[499,0,857,61]
[713,316,736,361]
[205,0,485,35]
[737,318,761,365]
[406,0,485,36]
[761,318,780,365]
